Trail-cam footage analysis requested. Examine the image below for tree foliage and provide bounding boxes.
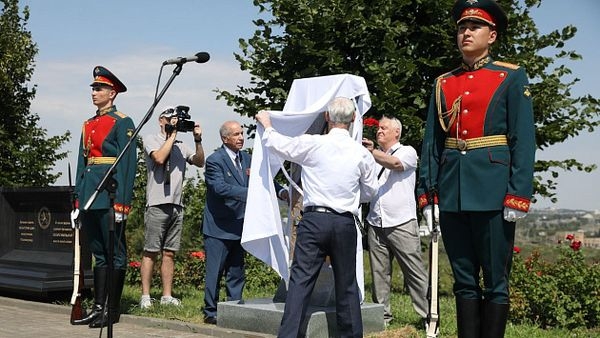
[0,0,70,187]
[216,0,600,203]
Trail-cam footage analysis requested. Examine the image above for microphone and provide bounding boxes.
[162,52,210,66]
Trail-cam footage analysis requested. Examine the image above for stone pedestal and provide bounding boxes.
[219,263,384,337]
[218,298,384,337]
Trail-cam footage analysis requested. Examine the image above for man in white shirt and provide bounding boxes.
[362,116,429,328]
[255,97,379,338]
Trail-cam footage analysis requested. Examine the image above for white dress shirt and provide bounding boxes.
[366,142,418,228]
[262,127,379,217]
[223,146,239,166]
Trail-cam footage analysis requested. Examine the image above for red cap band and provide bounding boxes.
[92,75,115,88]
[458,8,496,27]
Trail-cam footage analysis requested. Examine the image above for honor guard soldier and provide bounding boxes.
[72,66,137,328]
[417,1,535,337]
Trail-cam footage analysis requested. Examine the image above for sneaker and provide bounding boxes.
[160,296,181,306]
[139,295,153,310]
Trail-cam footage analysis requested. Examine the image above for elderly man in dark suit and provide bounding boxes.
[202,120,287,325]
[202,121,250,324]
[201,120,250,325]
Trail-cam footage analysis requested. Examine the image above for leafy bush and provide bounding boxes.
[125,260,144,286]
[125,249,280,297]
[510,235,600,329]
[244,254,281,292]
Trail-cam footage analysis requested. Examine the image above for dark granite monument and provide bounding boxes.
[0,186,92,295]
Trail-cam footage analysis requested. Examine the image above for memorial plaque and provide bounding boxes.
[0,186,93,295]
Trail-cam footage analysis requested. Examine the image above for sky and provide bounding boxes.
[14,0,600,211]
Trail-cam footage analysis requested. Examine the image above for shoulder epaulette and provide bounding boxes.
[114,111,127,118]
[493,61,520,70]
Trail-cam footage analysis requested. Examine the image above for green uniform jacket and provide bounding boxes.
[75,106,137,214]
[417,57,535,213]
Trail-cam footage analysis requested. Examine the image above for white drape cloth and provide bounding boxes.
[241,74,372,301]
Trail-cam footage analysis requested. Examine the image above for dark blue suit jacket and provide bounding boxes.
[202,146,250,240]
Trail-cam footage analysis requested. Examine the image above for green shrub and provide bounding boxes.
[125,260,143,286]
[510,235,600,329]
[172,250,207,290]
[125,249,280,298]
[243,254,281,294]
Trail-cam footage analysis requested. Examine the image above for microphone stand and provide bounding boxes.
[82,63,185,337]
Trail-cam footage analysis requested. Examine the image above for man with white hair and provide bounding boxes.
[255,97,379,338]
[139,106,205,309]
[362,116,428,328]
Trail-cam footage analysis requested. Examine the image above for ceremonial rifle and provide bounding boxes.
[69,163,87,324]
[426,146,440,338]
[426,194,440,337]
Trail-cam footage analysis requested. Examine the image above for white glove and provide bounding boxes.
[418,224,431,237]
[423,204,439,232]
[503,207,527,222]
[115,212,126,223]
[70,209,80,229]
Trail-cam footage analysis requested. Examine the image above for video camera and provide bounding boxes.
[164,105,195,133]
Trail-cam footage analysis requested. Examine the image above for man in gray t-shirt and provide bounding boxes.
[139,106,205,309]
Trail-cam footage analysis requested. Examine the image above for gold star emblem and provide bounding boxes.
[38,207,51,230]
[524,87,531,97]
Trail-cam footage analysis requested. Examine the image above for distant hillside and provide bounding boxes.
[517,207,600,246]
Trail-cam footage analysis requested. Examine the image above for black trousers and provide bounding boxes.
[278,210,362,338]
[440,210,515,304]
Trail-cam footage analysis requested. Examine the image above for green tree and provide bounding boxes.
[0,0,70,186]
[125,138,150,254]
[216,0,599,203]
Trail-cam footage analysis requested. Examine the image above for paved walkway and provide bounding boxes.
[0,296,275,338]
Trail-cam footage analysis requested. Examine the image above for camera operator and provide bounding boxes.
[139,106,205,309]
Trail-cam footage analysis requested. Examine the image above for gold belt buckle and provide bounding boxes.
[457,139,467,151]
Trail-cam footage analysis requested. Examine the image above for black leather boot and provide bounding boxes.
[456,297,481,338]
[71,267,107,325]
[481,301,509,338]
[89,269,125,328]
